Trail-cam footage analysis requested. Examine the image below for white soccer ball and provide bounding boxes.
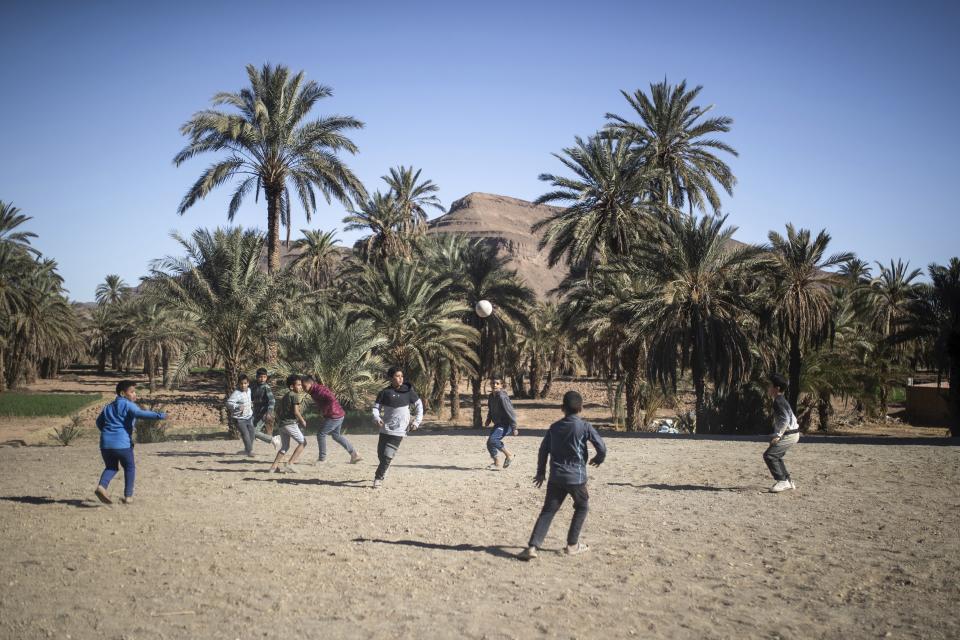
[475,300,494,318]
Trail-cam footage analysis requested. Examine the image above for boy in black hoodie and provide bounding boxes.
[518,391,606,560]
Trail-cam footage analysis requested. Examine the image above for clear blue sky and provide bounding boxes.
[2,0,958,301]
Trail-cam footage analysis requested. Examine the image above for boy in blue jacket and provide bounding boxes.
[518,391,606,560]
[94,380,167,504]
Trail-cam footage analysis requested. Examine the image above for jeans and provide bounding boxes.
[375,434,404,480]
[99,448,136,498]
[486,425,512,459]
[763,432,799,481]
[317,417,355,460]
[252,411,274,443]
[234,416,255,454]
[528,481,590,548]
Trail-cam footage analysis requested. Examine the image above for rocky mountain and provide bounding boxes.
[425,192,564,298]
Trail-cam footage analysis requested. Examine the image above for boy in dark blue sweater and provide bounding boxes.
[94,380,167,505]
[518,391,606,560]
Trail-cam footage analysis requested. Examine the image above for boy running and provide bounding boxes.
[302,375,362,464]
[764,372,800,493]
[268,374,309,474]
[485,375,518,470]
[251,368,281,451]
[94,380,168,505]
[518,391,606,560]
[371,367,423,488]
[226,374,256,457]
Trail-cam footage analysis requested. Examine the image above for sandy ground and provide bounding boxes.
[1,420,958,639]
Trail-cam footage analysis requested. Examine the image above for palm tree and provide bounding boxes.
[630,213,767,431]
[290,229,341,290]
[147,227,294,405]
[280,312,386,410]
[174,63,366,273]
[345,259,478,403]
[427,236,535,426]
[927,258,960,436]
[517,302,583,399]
[869,259,922,339]
[95,274,130,306]
[605,79,738,214]
[0,201,38,254]
[342,192,409,262]
[382,165,443,234]
[122,301,191,392]
[533,133,658,268]
[766,225,854,409]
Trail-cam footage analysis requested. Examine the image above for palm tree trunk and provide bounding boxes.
[624,347,642,431]
[0,348,5,392]
[817,392,832,431]
[146,352,155,393]
[266,187,283,274]
[470,376,483,428]
[161,346,170,388]
[97,347,107,374]
[449,367,460,421]
[528,358,541,400]
[692,307,708,433]
[223,359,240,438]
[788,332,802,411]
[540,364,555,399]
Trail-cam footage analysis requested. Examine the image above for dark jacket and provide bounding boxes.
[250,381,275,420]
[486,389,518,428]
[536,414,606,485]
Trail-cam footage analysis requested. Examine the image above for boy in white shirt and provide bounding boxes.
[226,374,256,457]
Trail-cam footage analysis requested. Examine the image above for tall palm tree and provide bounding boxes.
[382,165,443,234]
[533,133,658,268]
[95,274,130,306]
[869,259,922,339]
[174,63,367,273]
[606,79,737,214]
[766,225,854,409]
[342,191,410,262]
[0,201,38,254]
[427,236,535,426]
[289,229,341,290]
[147,227,295,404]
[122,301,192,392]
[346,259,478,401]
[630,213,767,431]
[927,258,960,436]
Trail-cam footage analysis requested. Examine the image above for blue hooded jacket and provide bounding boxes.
[96,397,166,449]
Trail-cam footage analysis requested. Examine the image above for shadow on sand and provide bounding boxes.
[154,450,235,458]
[0,495,100,508]
[244,477,368,488]
[608,482,746,492]
[392,464,478,472]
[352,537,520,559]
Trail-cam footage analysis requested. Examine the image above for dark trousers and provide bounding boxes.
[99,447,136,497]
[375,434,404,480]
[763,435,798,481]
[528,481,590,548]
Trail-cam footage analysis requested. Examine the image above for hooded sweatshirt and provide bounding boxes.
[372,383,423,437]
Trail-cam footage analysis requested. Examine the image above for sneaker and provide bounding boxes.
[372,478,383,489]
[565,543,590,556]
[486,462,502,471]
[350,452,363,464]
[517,547,538,561]
[769,480,792,493]
[316,457,326,464]
[788,479,797,490]
[236,449,249,456]
[503,455,514,469]
[120,496,134,505]
[94,486,112,505]
[271,435,282,452]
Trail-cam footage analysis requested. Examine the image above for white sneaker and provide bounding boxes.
[788,479,797,490]
[271,435,281,452]
[372,478,383,489]
[769,480,792,493]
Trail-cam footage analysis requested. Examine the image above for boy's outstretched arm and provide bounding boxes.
[587,424,607,466]
[534,432,550,487]
[128,404,167,421]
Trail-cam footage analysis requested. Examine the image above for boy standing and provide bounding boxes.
[226,374,256,457]
[302,375,362,464]
[518,391,605,560]
[251,368,281,451]
[371,367,423,488]
[764,373,800,493]
[268,374,309,474]
[485,376,518,470]
[94,380,168,505]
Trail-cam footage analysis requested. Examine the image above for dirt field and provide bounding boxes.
[1,420,957,639]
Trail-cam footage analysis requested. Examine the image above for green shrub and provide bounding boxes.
[49,416,86,446]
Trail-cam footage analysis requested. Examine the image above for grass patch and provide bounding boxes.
[0,392,102,417]
[889,386,907,404]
